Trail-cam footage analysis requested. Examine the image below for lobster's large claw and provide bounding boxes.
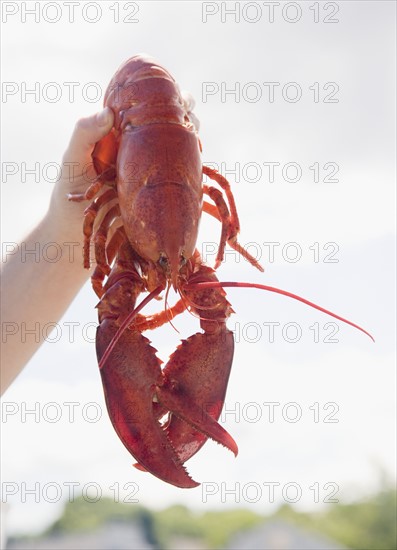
[96,319,199,488]
[159,329,237,463]
[98,318,236,486]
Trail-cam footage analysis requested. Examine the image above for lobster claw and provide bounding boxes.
[159,330,237,463]
[96,318,237,487]
[96,318,199,488]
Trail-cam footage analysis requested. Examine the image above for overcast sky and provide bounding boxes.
[1,0,395,536]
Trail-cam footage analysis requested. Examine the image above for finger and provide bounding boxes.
[63,107,114,166]
[181,90,200,131]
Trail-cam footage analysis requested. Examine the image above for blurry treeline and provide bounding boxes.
[9,483,397,550]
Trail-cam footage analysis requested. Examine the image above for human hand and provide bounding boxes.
[48,107,114,241]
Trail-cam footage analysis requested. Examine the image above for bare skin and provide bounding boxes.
[1,107,114,394]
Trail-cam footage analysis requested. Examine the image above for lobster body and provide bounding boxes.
[118,124,203,276]
[94,56,203,280]
[70,55,253,488]
[70,55,372,488]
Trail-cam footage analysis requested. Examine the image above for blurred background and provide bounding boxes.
[1,1,395,548]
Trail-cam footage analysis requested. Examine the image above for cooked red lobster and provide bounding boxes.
[69,55,372,488]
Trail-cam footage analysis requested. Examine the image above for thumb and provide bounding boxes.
[63,107,114,164]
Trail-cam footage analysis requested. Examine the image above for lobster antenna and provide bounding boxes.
[164,281,180,334]
[99,279,374,370]
[98,285,163,370]
[183,281,375,342]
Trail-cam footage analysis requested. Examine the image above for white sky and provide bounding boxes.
[1,0,396,537]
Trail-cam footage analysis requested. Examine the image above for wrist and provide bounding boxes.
[47,183,87,242]
[42,202,85,257]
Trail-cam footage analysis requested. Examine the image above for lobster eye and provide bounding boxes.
[158,255,169,269]
[180,254,187,267]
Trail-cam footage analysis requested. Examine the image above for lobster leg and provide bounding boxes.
[203,165,263,272]
[106,226,127,266]
[92,226,127,298]
[130,298,188,332]
[67,178,106,203]
[203,165,240,235]
[69,187,118,268]
[84,189,118,266]
[202,200,221,221]
[203,184,231,269]
[93,204,121,277]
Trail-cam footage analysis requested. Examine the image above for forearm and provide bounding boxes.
[1,107,114,394]
[1,209,89,393]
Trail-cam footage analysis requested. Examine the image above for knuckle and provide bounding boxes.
[75,115,93,133]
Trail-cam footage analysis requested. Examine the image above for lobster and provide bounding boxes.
[69,54,373,488]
